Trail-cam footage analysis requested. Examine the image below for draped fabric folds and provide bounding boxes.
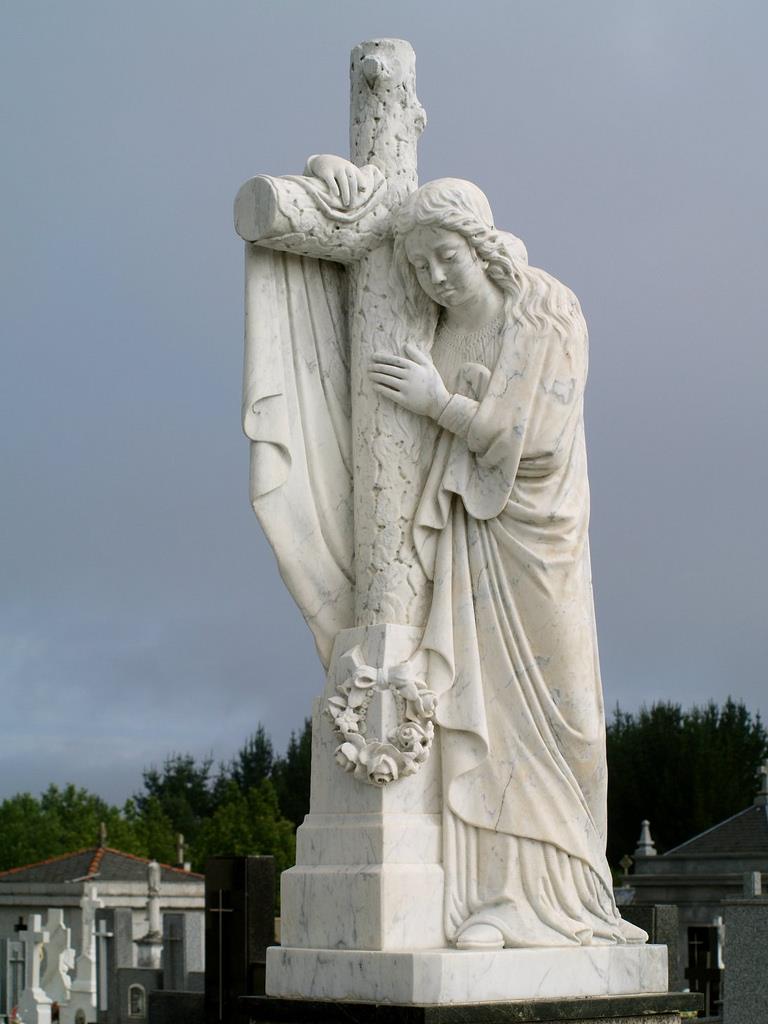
[242,246,354,668]
[415,291,644,945]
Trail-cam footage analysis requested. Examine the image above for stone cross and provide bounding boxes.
[1,938,26,1016]
[16,915,52,1024]
[234,38,433,628]
[67,888,100,1024]
[93,920,112,1013]
[619,854,634,877]
[208,891,233,1023]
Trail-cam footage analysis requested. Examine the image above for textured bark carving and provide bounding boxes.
[348,40,432,626]
[234,38,434,628]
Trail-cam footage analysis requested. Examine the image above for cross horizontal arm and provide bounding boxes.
[234,173,392,263]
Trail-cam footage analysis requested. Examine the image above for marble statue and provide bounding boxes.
[235,38,661,1005]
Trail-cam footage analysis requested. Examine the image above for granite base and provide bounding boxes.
[241,990,704,1023]
[266,945,668,1005]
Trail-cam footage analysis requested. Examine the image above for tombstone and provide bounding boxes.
[65,888,101,1024]
[685,923,723,1018]
[204,857,274,1023]
[16,915,52,1024]
[94,909,133,1024]
[161,914,203,992]
[722,877,768,1024]
[40,910,75,1008]
[1,937,26,1019]
[620,904,680,989]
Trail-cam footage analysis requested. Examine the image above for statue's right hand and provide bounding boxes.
[304,154,382,208]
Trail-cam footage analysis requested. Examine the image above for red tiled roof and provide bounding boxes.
[0,847,203,884]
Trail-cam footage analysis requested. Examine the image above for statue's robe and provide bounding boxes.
[243,221,644,947]
[414,270,644,946]
[242,246,354,668]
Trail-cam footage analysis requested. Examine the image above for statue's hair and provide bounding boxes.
[392,178,585,346]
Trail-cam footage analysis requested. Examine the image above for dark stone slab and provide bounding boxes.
[95,908,135,1024]
[116,967,163,1023]
[205,856,275,1023]
[619,905,679,987]
[148,990,205,1024]
[239,991,704,1023]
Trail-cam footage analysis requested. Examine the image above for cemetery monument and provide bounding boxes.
[234,38,696,1015]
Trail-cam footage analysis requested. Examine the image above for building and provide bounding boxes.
[0,846,204,1024]
[628,766,768,1014]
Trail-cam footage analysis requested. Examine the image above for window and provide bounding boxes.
[128,984,146,1019]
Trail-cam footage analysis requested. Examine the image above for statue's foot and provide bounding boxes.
[455,922,504,950]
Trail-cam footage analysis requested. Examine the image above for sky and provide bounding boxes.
[1,0,766,805]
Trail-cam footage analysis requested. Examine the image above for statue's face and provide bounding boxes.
[404,226,487,308]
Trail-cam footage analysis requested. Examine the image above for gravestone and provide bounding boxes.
[722,878,768,1024]
[204,857,274,1023]
[1,937,26,1018]
[41,910,75,1009]
[95,909,133,1024]
[16,914,52,1024]
[684,925,723,1018]
[66,888,101,1024]
[161,914,203,992]
[619,905,680,989]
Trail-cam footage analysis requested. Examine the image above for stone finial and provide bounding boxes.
[754,762,768,806]
[99,822,107,847]
[634,819,657,857]
[619,854,633,877]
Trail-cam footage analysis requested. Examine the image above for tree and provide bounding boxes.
[196,779,295,891]
[0,786,140,872]
[122,797,178,864]
[272,719,312,827]
[606,698,767,868]
[134,753,215,856]
[228,726,275,793]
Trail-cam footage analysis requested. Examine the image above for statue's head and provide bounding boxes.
[392,179,526,312]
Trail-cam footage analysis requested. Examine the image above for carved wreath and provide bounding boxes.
[325,645,437,786]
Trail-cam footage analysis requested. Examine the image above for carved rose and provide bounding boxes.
[392,721,432,762]
[355,742,401,787]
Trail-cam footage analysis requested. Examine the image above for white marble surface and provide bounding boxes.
[280,625,445,952]
[266,944,668,1004]
[237,36,650,976]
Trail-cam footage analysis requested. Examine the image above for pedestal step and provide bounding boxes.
[266,944,670,1005]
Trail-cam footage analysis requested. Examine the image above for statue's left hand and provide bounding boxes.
[305,154,383,208]
[369,345,450,420]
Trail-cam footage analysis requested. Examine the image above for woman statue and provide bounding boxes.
[368,178,645,950]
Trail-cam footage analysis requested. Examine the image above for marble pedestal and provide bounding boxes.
[266,944,667,1005]
[279,625,444,954]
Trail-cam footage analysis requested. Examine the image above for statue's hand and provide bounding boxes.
[369,345,450,420]
[305,154,383,208]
